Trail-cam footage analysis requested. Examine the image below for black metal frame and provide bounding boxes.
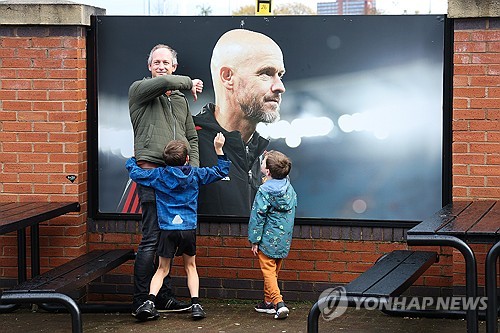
[406,234,478,333]
[1,291,82,333]
[86,15,454,227]
[485,241,500,333]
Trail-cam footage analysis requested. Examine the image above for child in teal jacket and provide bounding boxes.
[248,150,297,320]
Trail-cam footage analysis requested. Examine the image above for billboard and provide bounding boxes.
[89,15,450,222]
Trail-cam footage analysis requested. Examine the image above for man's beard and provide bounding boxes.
[239,96,280,124]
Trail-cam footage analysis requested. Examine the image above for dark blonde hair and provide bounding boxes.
[163,140,188,166]
[264,150,291,180]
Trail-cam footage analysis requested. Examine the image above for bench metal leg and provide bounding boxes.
[1,291,82,333]
[486,241,500,333]
[307,301,321,333]
[407,235,478,333]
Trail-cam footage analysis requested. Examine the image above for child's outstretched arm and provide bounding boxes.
[196,133,230,186]
[213,132,225,155]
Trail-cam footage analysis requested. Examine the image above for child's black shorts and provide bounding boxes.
[157,229,196,258]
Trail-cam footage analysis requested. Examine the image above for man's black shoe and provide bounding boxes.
[156,297,192,313]
[132,300,160,321]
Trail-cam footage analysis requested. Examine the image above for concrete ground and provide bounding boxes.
[0,299,485,333]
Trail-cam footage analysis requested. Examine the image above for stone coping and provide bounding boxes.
[0,0,105,26]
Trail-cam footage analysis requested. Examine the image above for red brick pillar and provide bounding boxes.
[449,0,500,292]
[0,2,104,285]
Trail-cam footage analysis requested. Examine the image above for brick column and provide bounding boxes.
[0,1,104,285]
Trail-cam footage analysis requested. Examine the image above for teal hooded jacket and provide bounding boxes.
[248,178,297,259]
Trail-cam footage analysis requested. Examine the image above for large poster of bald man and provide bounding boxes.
[91,15,447,221]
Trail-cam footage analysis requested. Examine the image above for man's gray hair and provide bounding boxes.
[147,44,178,66]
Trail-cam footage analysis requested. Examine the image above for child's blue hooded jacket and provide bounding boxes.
[126,156,230,230]
[248,177,297,259]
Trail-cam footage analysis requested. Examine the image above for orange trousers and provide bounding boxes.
[257,251,284,305]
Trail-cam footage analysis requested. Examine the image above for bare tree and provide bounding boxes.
[275,3,315,15]
[232,5,255,16]
[149,0,166,15]
[197,4,212,16]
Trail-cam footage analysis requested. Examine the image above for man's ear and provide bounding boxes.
[185,155,190,165]
[172,63,178,73]
[220,66,234,89]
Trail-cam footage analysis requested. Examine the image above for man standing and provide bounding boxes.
[194,29,286,216]
[129,43,203,318]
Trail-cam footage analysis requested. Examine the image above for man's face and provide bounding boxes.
[235,48,286,124]
[149,48,177,78]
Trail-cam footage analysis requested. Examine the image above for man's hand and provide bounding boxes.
[214,132,225,155]
[191,79,203,102]
[251,244,259,256]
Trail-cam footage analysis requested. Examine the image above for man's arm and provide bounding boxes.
[128,75,193,106]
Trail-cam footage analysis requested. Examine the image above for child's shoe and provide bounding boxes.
[274,301,289,319]
[254,301,276,314]
[191,303,206,320]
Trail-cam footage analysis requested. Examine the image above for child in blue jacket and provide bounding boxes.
[126,133,229,321]
[248,150,297,320]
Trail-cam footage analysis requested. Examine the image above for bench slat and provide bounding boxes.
[438,201,496,235]
[407,201,471,235]
[363,251,437,297]
[344,250,437,297]
[9,249,134,294]
[345,250,413,295]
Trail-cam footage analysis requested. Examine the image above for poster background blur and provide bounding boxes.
[92,15,446,221]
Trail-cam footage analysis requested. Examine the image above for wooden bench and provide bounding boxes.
[0,249,135,333]
[307,250,438,333]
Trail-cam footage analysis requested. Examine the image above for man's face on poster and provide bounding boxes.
[234,46,286,124]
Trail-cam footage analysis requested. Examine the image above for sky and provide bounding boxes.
[73,0,447,15]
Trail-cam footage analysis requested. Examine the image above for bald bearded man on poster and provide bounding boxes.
[193,29,286,216]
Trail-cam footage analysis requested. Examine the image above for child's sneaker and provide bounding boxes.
[254,301,276,314]
[274,301,289,320]
[191,303,206,320]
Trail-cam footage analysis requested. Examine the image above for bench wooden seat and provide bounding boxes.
[0,249,135,333]
[9,249,134,294]
[345,250,438,297]
[307,250,438,333]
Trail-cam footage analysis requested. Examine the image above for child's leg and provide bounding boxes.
[257,251,283,305]
[150,256,172,297]
[183,253,199,298]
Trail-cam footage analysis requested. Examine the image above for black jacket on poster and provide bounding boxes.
[193,103,269,216]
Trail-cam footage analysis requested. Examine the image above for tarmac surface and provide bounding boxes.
[0,298,486,333]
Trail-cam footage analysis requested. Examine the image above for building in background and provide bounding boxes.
[317,0,376,15]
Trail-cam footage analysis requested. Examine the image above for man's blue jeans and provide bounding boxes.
[133,184,173,308]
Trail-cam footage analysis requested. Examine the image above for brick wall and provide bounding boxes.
[0,25,88,285]
[452,18,500,199]
[88,220,454,301]
[449,18,500,295]
[1,13,499,302]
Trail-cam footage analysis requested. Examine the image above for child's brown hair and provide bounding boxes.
[265,150,291,179]
[163,140,188,166]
